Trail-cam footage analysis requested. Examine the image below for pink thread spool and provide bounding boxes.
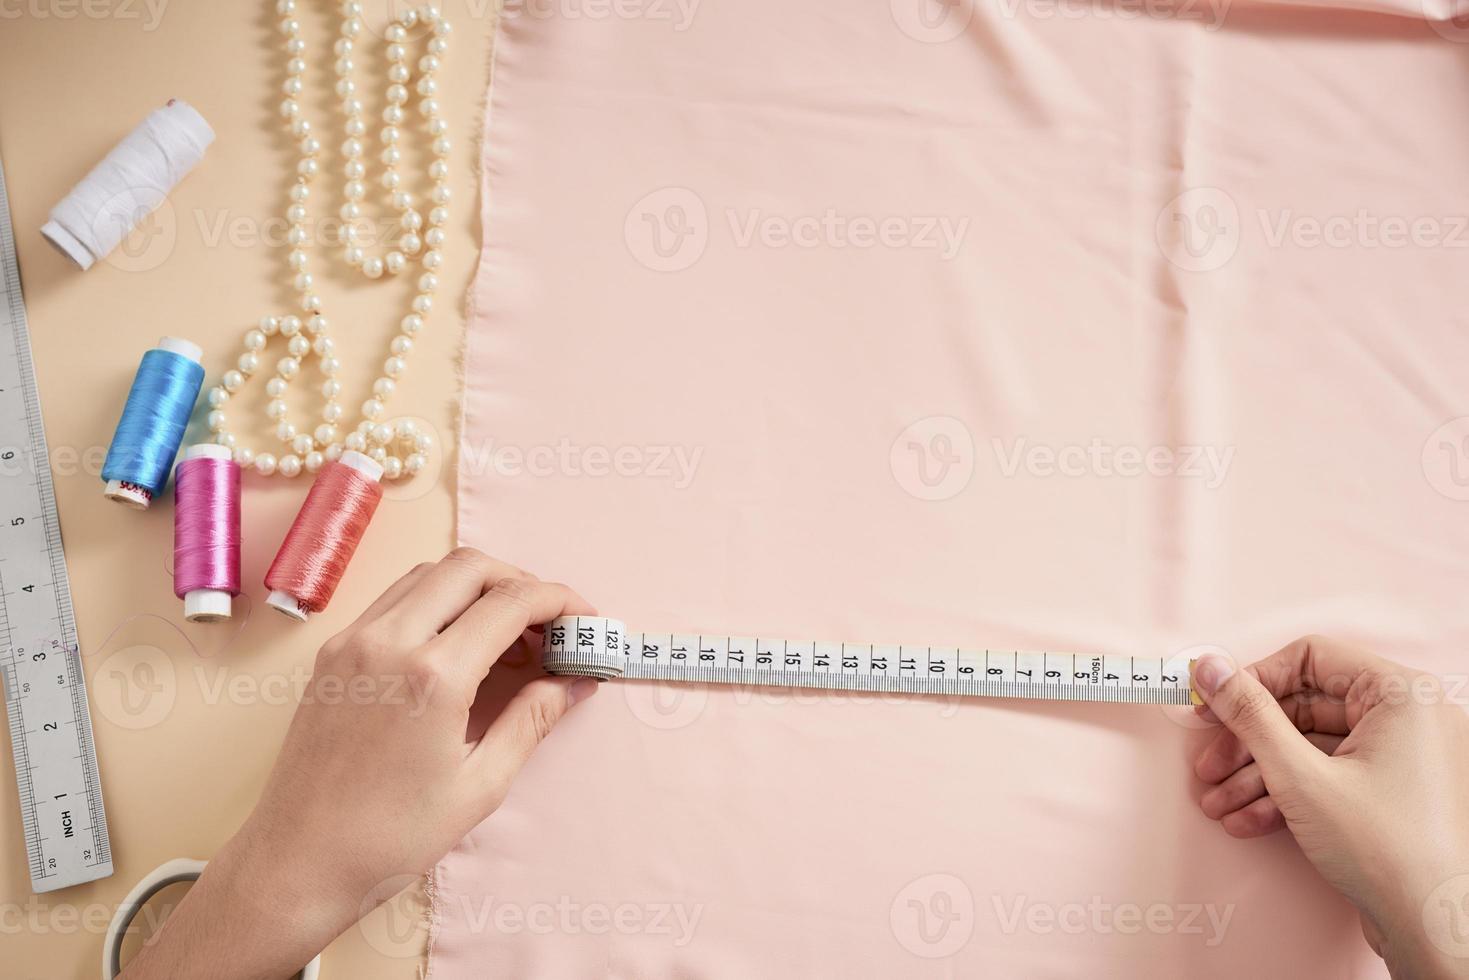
[173,443,241,622]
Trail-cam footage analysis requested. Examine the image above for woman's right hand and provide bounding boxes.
[1191,636,1469,978]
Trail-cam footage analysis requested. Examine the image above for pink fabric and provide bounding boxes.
[440,3,1469,975]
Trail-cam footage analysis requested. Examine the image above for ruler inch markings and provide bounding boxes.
[0,153,112,892]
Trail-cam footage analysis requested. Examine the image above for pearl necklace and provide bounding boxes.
[205,0,451,481]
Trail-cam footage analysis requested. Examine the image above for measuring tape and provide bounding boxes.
[544,616,1201,706]
[0,152,112,892]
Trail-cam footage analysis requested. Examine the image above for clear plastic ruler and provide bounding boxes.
[544,616,1200,706]
[0,151,112,892]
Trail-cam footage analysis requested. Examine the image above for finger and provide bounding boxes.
[1193,654,1325,785]
[429,577,595,688]
[1199,734,1342,819]
[1219,795,1288,838]
[373,547,530,646]
[1251,635,1403,715]
[330,561,436,643]
[466,674,599,800]
[1194,691,1350,783]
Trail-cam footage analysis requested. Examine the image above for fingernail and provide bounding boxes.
[1195,654,1236,696]
[568,678,599,707]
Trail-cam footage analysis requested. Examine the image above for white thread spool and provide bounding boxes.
[103,336,205,509]
[266,450,384,623]
[43,100,214,271]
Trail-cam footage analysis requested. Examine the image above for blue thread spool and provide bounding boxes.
[102,337,206,509]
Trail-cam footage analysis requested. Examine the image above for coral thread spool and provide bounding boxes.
[173,443,240,622]
[265,451,384,623]
[102,336,205,509]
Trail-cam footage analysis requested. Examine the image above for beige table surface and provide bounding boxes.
[0,3,501,976]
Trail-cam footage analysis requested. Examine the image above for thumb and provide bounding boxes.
[469,675,599,799]
[1194,654,1321,783]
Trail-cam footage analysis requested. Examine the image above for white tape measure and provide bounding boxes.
[0,152,112,892]
[544,616,1200,706]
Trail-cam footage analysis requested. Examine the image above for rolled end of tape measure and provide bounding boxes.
[266,589,311,623]
[542,616,627,681]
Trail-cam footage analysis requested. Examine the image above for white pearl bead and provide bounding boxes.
[334,37,352,55]
[312,336,334,356]
[371,423,394,445]
[412,295,433,314]
[292,434,314,455]
[297,158,318,178]
[208,410,227,432]
[293,272,312,291]
[413,431,433,453]
[344,179,365,199]
[266,398,287,420]
[385,23,407,41]
[304,451,324,473]
[420,98,440,117]
[280,316,302,336]
[340,202,361,221]
[344,432,367,452]
[362,398,384,419]
[345,118,366,138]
[320,357,341,376]
[381,144,402,165]
[301,293,322,313]
[287,225,308,246]
[429,37,447,55]
[383,456,404,480]
[381,170,401,190]
[417,273,437,292]
[419,55,440,73]
[400,232,422,255]
[429,206,448,226]
[388,64,410,85]
[383,357,406,378]
[386,44,407,64]
[401,209,422,231]
[260,315,281,335]
[369,447,388,464]
[255,453,278,476]
[363,257,384,279]
[215,432,236,448]
[386,86,407,105]
[385,251,406,274]
[324,443,344,462]
[234,447,255,467]
[276,421,297,442]
[321,380,341,400]
[390,336,413,355]
[266,378,288,398]
[315,423,339,445]
[288,335,310,358]
[323,402,343,423]
[344,246,364,266]
[425,228,445,247]
[431,182,451,202]
[405,452,426,475]
[401,314,423,334]
[207,386,229,407]
[288,249,307,270]
[423,249,443,269]
[307,315,328,334]
[277,357,300,379]
[429,160,448,180]
[278,454,302,478]
[237,352,260,374]
[223,370,244,392]
[417,77,437,98]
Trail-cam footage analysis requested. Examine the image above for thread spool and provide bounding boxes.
[42,100,214,271]
[102,337,206,509]
[173,444,241,622]
[264,451,384,622]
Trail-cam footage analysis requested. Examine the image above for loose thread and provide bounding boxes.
[265,455,384,617]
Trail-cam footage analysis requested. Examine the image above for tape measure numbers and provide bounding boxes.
[0,152,112,892]
[544,616,1200,706]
